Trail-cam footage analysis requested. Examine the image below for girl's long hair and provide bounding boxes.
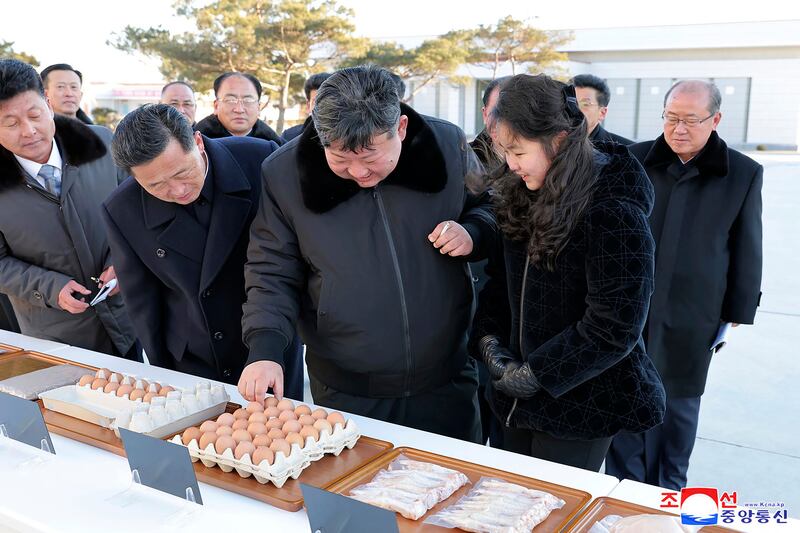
[491,74,597,271]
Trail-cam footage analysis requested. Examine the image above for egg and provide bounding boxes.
[232,419,249,431]
[313,419,332,434]
[278,410,297,422]
[109,372,124,383]
[134,379,149,390]
[78,374,95,387]
[298,414,315,426]
[199,420,219,433]
[216,413,235,426]
[91,378,108,390]
[286,432,305,448]
[267,428,285,440]
[95,368,111,380]
[282,420,302,434]
[327,412,346,428]
[266,418,284,430]
[147,382,162,394]
[299,425,320,442]
[216,426,234,437]
[252,446,274,466]
[232,429,252,443]
[245,401,265,413]
[269,438,291,458]
[247,422,267,436]
[143,392,158,403]
[252,434,272,447]
[232,408,249,420]
[311,408,328,420]
[158,385,174,396]
[129,388,147,402]
[276,399,294,411]
[248,412,267,424]
[182,427,201,445]
[116,384,134,397]
[198,432,218,451]
[264,406,280,419]
[104,382,120,394]
[264,396,279,408]
[294,405,312,417]
[215,435,236,455]
[234,441,256,461]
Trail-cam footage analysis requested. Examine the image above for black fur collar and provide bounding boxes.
[296,103,448,213]
[0,115,107,192]
[195,113,282,144]
[643,130,729,177]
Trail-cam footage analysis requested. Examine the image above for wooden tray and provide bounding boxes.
[0,343,22,355]
[327,447,592,532]
[0,350,94,381]
[564,496,738,532]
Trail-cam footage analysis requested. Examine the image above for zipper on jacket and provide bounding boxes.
[506,253,530,428]
[373,187,414,396]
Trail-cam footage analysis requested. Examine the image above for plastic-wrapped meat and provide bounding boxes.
[347,456,469,520]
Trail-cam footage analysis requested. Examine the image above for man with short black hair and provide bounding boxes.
[571,74,632,145]
[470,77,508,171]
[102,104,303,393]
[196,72,282,145]
[281,72,332,143]
[160,81,197,126]
[40,63,93,124]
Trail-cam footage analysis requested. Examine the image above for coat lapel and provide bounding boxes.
[142,188,206,264]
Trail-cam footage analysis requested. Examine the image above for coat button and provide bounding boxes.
[33,290,42,300]
[156,248,166,258]
[222,368,232,378]
[213,331,224,341]
[202,289,211,298]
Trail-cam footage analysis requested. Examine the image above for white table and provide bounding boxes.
[0,330,620,532]
[0,329,70,354]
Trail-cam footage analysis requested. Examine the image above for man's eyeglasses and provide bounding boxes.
[662,112,715,127]
[578,101,602,109]
[218,96,259,107]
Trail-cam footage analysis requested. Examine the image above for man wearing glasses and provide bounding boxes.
[571,74,633,145]
[160,81,197,127]
[196,72,283,145]
[606,80,763,490]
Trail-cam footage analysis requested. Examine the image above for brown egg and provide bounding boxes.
[135,379,150,390]
[264,396,279,408]
[269,438,291,458]
[198,432,218,451]
[327,412,346,428]
[252,434,272,447]
[234,441,256,461]
[278,410,298,422]
[104,382,120,394]
[142,392,158,403]
[182,427,201,445]
[266,418,284,430]
[267,428,285,440]
[78,374,94,387]
[298,414,315,426]
[96,368,111,379]
[311,408,328,420]
[215,435,236,455]
[286,432,305,448]
[232,419,249,431]
[110,372,124,383]
[91,378,108,390]
[116,384,134,397]
[276,399,294,411]
[294,405,312,417]
[147,382,162,394]
[216,426,234,437]
[300,425,320,442]
[232,408,249,420]
[129,389,146,402]
[216,413,235,426]
[158,385,174,396]
[252,446,274,466]
[199,420,219,433]
[248,412,267,424]
[313,419,332,434]
[264,406,280,419]
[232,429,252,443]
[245,401,265,413]
[247,422,267,436]
[282,420,302,434]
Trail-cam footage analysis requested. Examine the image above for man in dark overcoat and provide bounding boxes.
[606,80,763,490]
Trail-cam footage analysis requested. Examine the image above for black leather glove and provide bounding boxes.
[478,335,519,380]
[494,362,541,399]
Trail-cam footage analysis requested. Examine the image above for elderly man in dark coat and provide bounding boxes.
[606,80,763,490]
[240,66,496,442]
[102,105,303,395]
[0,59,135,356]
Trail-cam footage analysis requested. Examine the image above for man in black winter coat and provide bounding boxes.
[606,80,763,490]
[240,66,496,443]
[572,74,633,146]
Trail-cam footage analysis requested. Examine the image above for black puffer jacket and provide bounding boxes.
[472,142,666,439]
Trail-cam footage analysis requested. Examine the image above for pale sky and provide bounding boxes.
[2,0,799,84]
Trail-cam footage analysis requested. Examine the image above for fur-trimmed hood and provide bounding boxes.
[195,113,283,145]
[296,103,449,214]
[642,130,729,178]
[0,116,107,192]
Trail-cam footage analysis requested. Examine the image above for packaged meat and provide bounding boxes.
[588,514,701,533]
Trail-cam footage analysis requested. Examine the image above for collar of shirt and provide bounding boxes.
[196,160,214,205]
[14,140,63,185]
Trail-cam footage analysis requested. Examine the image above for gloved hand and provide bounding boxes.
[478,335,519,380]
[494,362,541,399]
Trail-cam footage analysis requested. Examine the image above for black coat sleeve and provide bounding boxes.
[468,236,512,357]
[721,164,763,324]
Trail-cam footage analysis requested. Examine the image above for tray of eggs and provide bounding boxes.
[169,397,360,488]
[38,367,229,439]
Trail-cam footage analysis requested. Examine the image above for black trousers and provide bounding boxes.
[309,358,482,444]
[605,395,702,490]
[501,426,613,472]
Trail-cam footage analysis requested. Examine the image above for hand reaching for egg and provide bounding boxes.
[238,360,284,402]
